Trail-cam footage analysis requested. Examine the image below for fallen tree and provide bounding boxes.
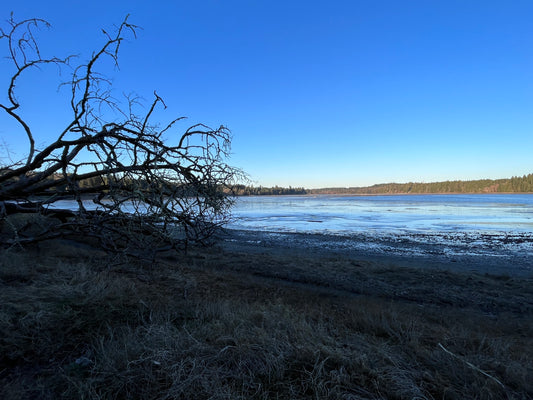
[0,14,242,254]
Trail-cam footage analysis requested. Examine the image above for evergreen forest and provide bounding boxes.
[235,174,533,195]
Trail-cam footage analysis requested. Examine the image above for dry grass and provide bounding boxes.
[0,239,532,399]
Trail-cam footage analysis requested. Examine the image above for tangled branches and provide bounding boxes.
[0,15,242,254]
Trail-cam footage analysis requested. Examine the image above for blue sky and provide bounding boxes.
[0,1,532,188]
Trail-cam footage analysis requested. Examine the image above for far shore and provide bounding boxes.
[236,191,533,196]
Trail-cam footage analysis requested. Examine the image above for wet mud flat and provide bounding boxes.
[218,228,533,277]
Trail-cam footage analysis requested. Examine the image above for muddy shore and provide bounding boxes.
[217,228,533,277]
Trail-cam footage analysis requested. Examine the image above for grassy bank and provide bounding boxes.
[1,238,532,399]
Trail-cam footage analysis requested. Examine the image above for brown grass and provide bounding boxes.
[0,237,532,399]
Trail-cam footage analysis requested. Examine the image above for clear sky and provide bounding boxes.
[0,1,532,188]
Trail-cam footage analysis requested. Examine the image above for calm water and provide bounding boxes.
[229,194,533,235]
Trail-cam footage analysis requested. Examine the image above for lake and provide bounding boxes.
[225,194,533,273]
[229,194,533,234]
[50,193,533,272]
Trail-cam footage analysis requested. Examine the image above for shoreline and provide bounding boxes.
[217,228,533,277]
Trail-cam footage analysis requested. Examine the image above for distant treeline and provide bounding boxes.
[236,174,533,196]
[231,185,307,196]
[310,174,533,195]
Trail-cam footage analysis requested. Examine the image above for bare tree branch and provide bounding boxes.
[0,15,243,255]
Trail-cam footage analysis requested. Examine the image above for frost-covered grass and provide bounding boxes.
[1,239,532,399]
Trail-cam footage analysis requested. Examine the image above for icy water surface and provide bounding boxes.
[48,194,533,272]
[229,194,533,234]
[226,194,533,272]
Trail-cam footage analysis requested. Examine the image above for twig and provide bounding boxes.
[438,343,505,389]
[183,326,200,345]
